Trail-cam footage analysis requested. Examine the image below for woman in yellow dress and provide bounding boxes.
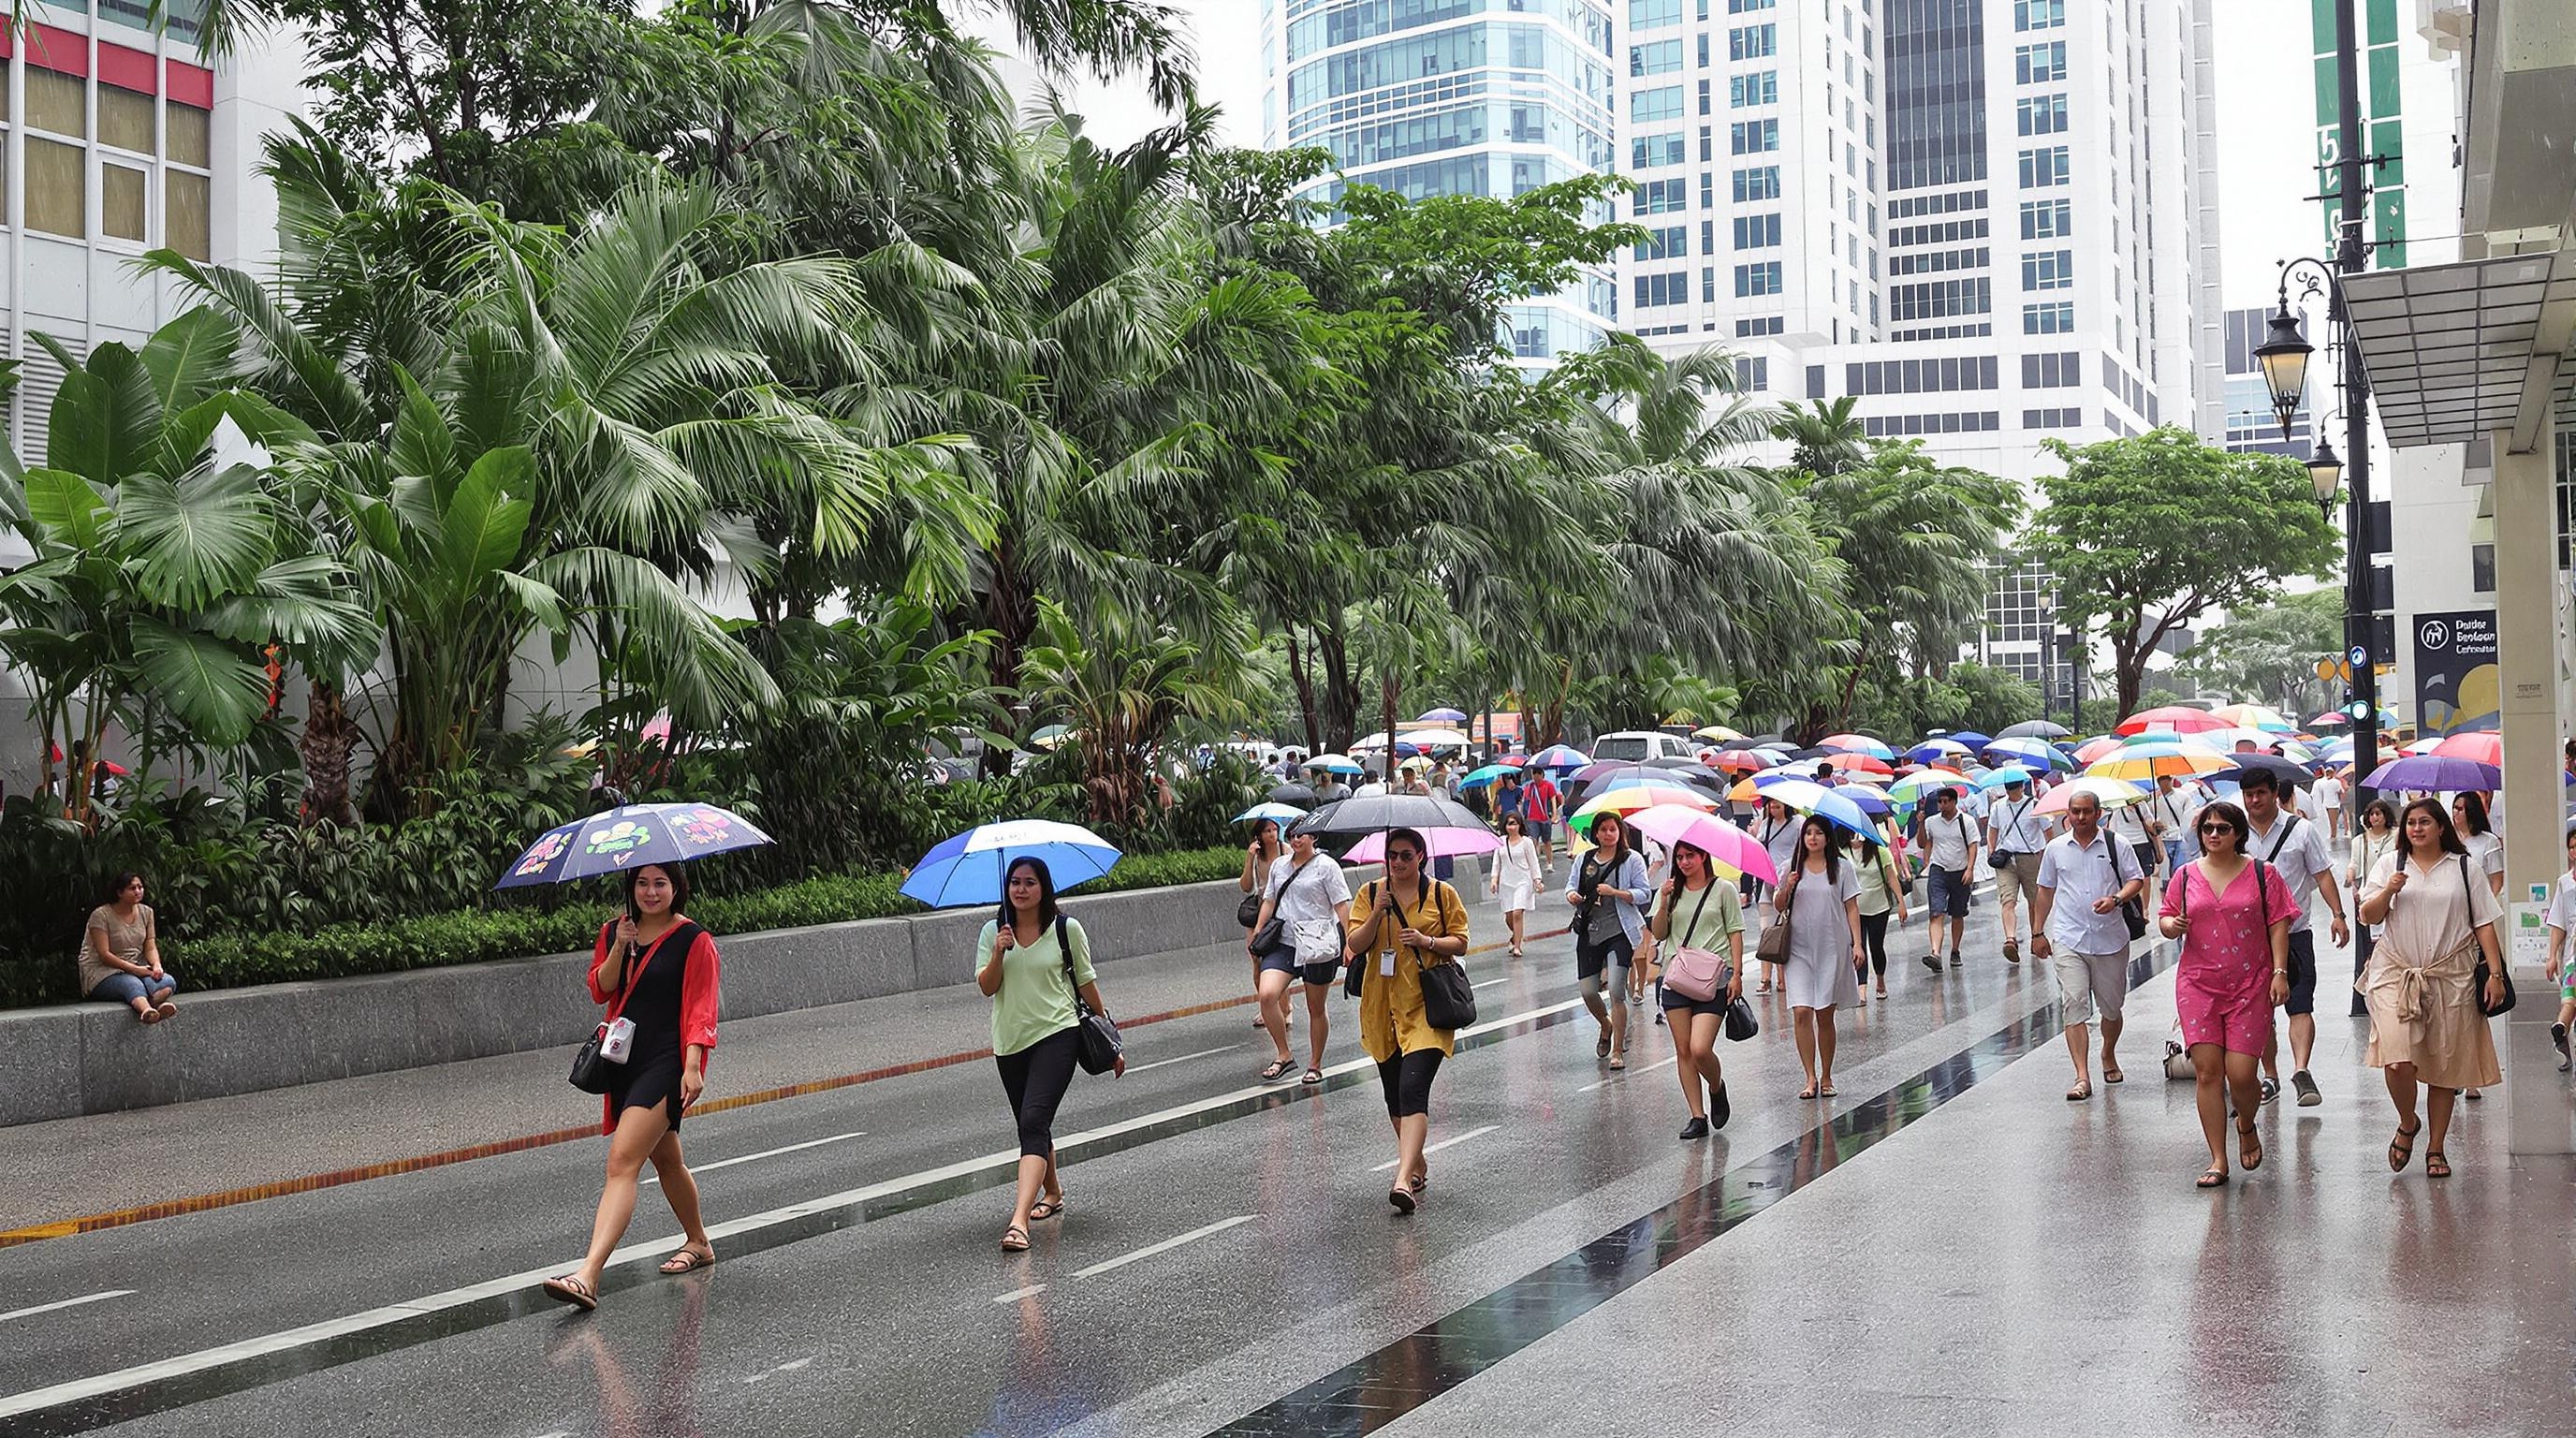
[1345,827,1470,1214]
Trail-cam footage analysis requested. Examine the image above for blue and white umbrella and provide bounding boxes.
[494,802,774,889]
[1234,801,1308,824]
[1982,737,2070,770]
[902,819,1122,909]
[1974,764,2039,790]
[1743,778,1879,838]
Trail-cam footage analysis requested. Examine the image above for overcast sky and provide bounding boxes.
[1017,0,2335,310]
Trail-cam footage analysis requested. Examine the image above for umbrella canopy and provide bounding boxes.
[1292,792,1489,838]
[1943,731,1994,751]
[2086,743,2234,783]
[900,819,1120,908]
[1528,744,1591,770]
[1415,708,1469,725]
[1907,739,1972,764]
[1644,756,1729,786]
[1456,763,1519,789]
[2362,755,2500,792]
[1234,801,1309,824]
[1567,762,1720,800]
[1344,826,1500,861]
[1267,781,1320,806]
[1712,750,1775,775]
[2431,731,2504,767]
[1982,737,2070,770]
[1348,732,1425,754]
[1029,724,1076,751]
[2115,706,2229,736]
[2210,703,2295,733]
[1974,763,2038,791]
[1741,777,1879,837]
[1997,719,2072,739]
[1573,783,1717,832]
[1305,753,1365,775]
[1819,733,1895,760]
[2032,775,2150,817]
[1822,753,1895,776]
[2221,754,2316,789]
[1690,725,1747,741]
[496,802,775,889]
[1398,727,1472,748]
[1623,804,1778,884]
[1887,768,1972,805]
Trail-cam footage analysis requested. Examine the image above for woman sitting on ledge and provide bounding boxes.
[80,873,176,1023]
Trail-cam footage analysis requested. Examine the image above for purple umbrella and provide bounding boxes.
[2361,755,2500,793]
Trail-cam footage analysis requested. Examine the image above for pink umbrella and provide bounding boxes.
[2115,705,2229,736]
[1343,827,1500,862]
[1622,803,1778,884]
[2431,731,2503,767]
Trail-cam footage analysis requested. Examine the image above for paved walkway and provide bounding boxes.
[4,870,2567,1436]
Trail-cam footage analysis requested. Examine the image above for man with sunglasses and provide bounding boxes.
[2235,767,2347,1108]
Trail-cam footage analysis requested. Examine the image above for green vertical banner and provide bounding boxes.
[2411,609,2500,735]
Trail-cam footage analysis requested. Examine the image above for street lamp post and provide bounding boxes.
[2251,0,2378,1012]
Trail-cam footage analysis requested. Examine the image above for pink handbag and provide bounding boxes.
[1660,886,1729,1002]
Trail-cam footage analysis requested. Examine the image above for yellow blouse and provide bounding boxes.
[1346,877,1471,1061]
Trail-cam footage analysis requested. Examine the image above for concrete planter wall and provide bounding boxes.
[0,873,1314,1128]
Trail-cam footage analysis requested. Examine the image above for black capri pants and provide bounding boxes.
[996,1027,1081,1158]
[1377,1049,1443,1119]
[1859,912,1890,977]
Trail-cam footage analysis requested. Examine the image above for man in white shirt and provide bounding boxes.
[1916,787,1981,972]
[2031,789,2147,1099]
[1983,775,2053,964]
[2543,827,2576,1071]
[2237,768,2349,1108]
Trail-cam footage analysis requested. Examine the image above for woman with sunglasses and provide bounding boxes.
[1346,827,1470,1212]
[2358,797,2506,1179]
[2158,801,2298,1189]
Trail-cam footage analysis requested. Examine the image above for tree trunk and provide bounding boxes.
[981,537,1034,779]
[1289,629,1322,755]
[299,679,360,828]
[2112,632,2145,717]
[1319,623,1358,752]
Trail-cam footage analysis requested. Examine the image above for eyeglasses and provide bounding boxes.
[2197,822,2234,835]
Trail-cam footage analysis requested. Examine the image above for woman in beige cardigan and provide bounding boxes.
[2356,798,2507,1180]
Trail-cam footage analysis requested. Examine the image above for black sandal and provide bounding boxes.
[2389,1119,2422,1172]
[1259,1058,1295,1081]
[2236,1120,2262,1172]
[2425,1150,2452,1179]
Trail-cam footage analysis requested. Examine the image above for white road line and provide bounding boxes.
[643,1131,867,1186]
[0,996,1591,1422]
[1068,1215,1253,1280]
[992,1284,1046,1304]
[1577,1056,1677,1093]
[1471,976,1516,990]
[1121,1045,1242,1075]
[0,1291,133,1325]
[1370,1123,1500,1172]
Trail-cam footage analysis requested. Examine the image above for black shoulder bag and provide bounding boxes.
[1054,917,1125,1073]
[1412,880,1478,1031]
[1250,857,1320,954]
[2466,855,2516,1017]
[2106,838,2148,941]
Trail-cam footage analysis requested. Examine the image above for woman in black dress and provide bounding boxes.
[545,863,724,1310]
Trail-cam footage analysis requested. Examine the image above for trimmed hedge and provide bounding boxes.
[16,846,1248,1002]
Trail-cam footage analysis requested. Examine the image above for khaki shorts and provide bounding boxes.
[2053,948,2130,1025]
[1994,852,2043,907]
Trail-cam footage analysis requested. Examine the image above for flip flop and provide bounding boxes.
[2196,1167,2229,1189]
[659,1246,715,1274]
[1798,1085,1817,1100]
[1608,1054,1626,1071]
[2066,1081,2091,1101]
[1388,1186,1417,1215]
[1819,1083,1837,1098]
[1258,1058,1296,1081]
[1028,1195,1065,1222]
[2102,1065,2125,1084]
[1000,1226,1031,1252]
[543,1275,599,1310]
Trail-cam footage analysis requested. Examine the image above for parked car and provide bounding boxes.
[1588,730,1698,763]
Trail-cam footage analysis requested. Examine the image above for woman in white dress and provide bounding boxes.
[2451,792,2506,897]
[1488,814,1546,957]
[1773,815,1865,1099]
[2358,798,2507,1179]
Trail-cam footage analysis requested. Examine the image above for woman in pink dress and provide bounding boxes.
[2158,800,2296,1189]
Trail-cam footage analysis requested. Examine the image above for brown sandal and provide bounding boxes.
[658,1246,715,1274]
[2389,1119,2422,1172]
[2236,1120,2262,1172]
[1000,1225,1031,1252]
[543,1275,599,1310]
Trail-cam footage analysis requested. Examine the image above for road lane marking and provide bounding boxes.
[1471,976,1516,990]
[643,1131,868,1186]
[993,1284,1046,1304]
[1370,1124,1500,1172]
[1121,1046,1243,1076]
[0,925,1573,1254]
[0,1291,132,1325]
[0,994,1591,1426]
[1577,1056,1676,1093]
[1068,1216,1252,1280]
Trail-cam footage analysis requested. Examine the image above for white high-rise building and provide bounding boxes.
[1255,0,1622,361]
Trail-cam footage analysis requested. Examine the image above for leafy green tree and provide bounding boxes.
[1772,396,1866,477]
[1018,598,1240,833]
[2029,426,2338,716]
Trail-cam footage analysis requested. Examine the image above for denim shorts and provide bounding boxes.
[1926,866,1971,917]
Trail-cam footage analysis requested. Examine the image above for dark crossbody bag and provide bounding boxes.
[1250,857,1321,954]
[2106,838,2148,942]
[2464,855,2516,1017]
[1053,916,1125,1074]
[569,920,702,1093]
[1412,881,1477,1031]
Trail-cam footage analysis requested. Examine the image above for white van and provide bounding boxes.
[1588,730,1697,764]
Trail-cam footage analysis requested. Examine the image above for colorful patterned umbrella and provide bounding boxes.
[495,802,773,889]
[1819,733,1895,760]
[2085,743,2235,783]
[1983,737,2070,770]
[2115,706,2229,736]
[2032,776,2149,817]
[2211,703,2295,733]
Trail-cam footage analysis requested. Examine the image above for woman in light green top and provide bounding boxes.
[1849,830,1910,1001]
[977,857,1123,1253]
[1642,840,1745,1141]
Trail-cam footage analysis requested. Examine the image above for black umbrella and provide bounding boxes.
[2222,755,2315,789]
[1292,792,1486,837]
[1645,757,1727,787]
[1998,719,2072,739]
[1786,746,1831,761]
[1267,781,1319,807]
[1718,738,1768,751]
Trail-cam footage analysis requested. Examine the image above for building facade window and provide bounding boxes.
[1633,85,1684,122]
[1631,0,1682,27]
[2020,249,2073,290]
[1726,0,1775,10]
[1632,131,1685,168]
[1729,118,1779,154]
[2015,94,2067,136]
[1727,22,1777,59]
[2018,197,2071,239]
[1732,213,1781,247]
[1889,276,1991,320]
[2012,0,2064,30]
[2020,351,2080,387]
[1736,355,1768,389]
[1732,165,1779,201]
[1734,260,1783,296]
[26,67,86,240]
[2014,40,2067,83]
[1729,70,1778,107]
[2023,301,2075,333]
[2016,145,2070,188]
[1735,315,1785,336]
[2023,406,2083,429]
[1633,224,1688,260]
[1632,38,1683,75]
[1636,177,1689,213]
[1634,271,1691,307]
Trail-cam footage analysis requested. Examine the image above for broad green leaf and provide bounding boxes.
[119,462,271,609]
[137,308,241,416]
[128,616,272,746]
[439,447,536,597]
[22,467,110,551]
[44,341,162,485]
[389,366,457,491]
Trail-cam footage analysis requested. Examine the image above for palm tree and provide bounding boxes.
[1773,396,1867,477]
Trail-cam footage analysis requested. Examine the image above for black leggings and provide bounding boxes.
[1860,912,1890,977]
[1378,1049,1443,1119]
[997,1027,1080,1158]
